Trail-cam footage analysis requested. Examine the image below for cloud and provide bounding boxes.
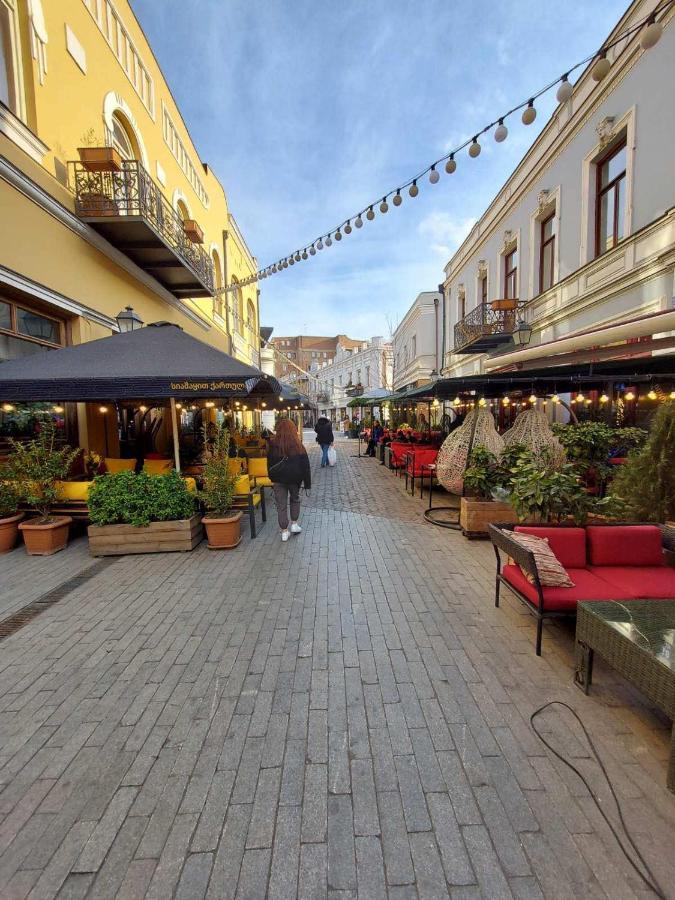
[418,212,477,259]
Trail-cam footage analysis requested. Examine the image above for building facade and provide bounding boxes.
[270,334,362,383]
[0,0,260,391]
[392,291,442,391]
[440,0,674,380]
[315,337,393,422]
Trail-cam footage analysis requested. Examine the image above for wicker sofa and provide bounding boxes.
[489,523,675,655]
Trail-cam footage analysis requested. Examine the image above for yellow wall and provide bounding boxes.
[1,0,259,359]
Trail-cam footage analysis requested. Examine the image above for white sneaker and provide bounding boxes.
[281,530,290,542]
[290,523,302,534]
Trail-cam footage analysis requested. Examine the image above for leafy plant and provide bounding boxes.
[5,422,79,523]
[199,426,238,518]
[610,402,675,523]
[0,474,20,519]
[88,470,196,527]
[509,448,596,525]
[551,422,648,492]
[463,443,529,501]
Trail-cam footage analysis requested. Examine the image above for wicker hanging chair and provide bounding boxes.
[436,408,505,494]
[502,408,566,465]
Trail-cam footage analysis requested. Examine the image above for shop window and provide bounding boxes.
[0,297,64,362]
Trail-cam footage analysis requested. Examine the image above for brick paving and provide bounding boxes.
[0,439,673,899]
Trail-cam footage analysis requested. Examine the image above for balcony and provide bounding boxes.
[70,159,215,298]
[454,299,529,354]
[316,392,331,403]
[345,383,364,397]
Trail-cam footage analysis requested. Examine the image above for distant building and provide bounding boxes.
[392,291,442,392]
[315,337,393,423]
[270,334,362,383]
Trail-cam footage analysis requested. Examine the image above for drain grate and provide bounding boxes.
[0,558,116,639]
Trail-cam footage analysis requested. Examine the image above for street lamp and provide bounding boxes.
[512,319,532,346]
[115,306,144,333]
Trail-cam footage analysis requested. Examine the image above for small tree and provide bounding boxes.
[6,422,79,523]
[199,425,239,518]
[610,402,675,523]
[0,473,20,519]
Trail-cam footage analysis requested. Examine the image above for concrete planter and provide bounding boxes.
[460,498,517,539]
[88,514,202,556]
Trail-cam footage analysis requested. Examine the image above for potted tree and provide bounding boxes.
[7,422,79,555]
[87,470,201,555]
[460,445,519,538]
[199,426,242,549]
[77,128,123,172]
[0,475,23,553]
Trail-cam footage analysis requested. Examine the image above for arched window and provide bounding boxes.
[176,199,190,222]
[237,289,245,336]
[247,299,256,335]
[212,248,223,315]
[110,111,137,160]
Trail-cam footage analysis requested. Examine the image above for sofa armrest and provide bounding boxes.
[488,524,543,596]
[660,523,675,555]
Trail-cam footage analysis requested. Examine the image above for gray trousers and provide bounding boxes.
[272,482,301,529]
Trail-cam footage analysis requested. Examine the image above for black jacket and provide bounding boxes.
[268,446,311,489]
[315,418,334,445]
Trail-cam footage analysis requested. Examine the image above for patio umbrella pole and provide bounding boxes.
[170,397,181,473]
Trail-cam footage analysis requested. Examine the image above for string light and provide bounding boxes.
[139,405,147,413]
[478,397,486,407]
[670,391,675,400]
[205,401,215,408]
[99,406,108,414]
[53,405,64,413]
[502,396,510,406]
[576,392,584,402]
[393,191,403,206]
[379,198,389,214]
[552,394,560,404]
[599,393,609,403]
[647,389,657,400]
[453,396,461,405]
[176,403,182,409]
[218,2,671,292]
[625,390,635,401]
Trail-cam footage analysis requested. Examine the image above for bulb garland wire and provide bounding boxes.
[220,0,672,293]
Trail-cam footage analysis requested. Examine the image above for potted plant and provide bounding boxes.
[0,475,23,553]
[491,297,518,311]
[182,219,204,244]
[199,426,242,549]
[460,445,519,538]
[7,422,79,555]
[508,447,598,525]
[77,128,123,172]
[87,470,201,555]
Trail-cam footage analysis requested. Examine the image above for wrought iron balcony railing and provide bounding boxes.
[345,383,364,397]
[70,159,214,297]
[454,299,529,354]
[316,392,331,403]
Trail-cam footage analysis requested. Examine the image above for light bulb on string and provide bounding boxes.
[453,396,461,405]
[325,235,332,247]
[302,249,308,260]
[494,119,508,142]
[379,197,389,213]
[317,238,324,250]
[344,220,352,235]
[670,391,675,400]
[592,51,610,81]
[502,397,510,407]
[625,390,635,401]
[294,251,301,262]
[522,100,537,125]
[647,389,657,401]
[529,394,537,404]
[393,191,402,207]
[309,245,316,256]
[429,165,440,184]
[2,403,14,412]
[576,392,584,402]
[552,394,560,404]
[335,229,342,241]
[556,74,573,103]
[288,256,295,265]
[468,137,481,158]
[445,154,456,174]
[641,16,663,49]
[366,206,375,221]
[409,180,419,198]
[355,215,363,228]
[599,393,609,404]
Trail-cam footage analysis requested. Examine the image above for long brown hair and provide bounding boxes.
[272,418,304,455]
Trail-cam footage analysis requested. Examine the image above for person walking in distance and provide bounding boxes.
[268,419,311,542]
[314,416,334,467]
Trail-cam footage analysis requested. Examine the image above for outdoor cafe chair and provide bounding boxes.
[231,474,266,539]
[247,457,273,488]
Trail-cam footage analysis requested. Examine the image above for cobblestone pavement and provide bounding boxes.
[0,441,673,899]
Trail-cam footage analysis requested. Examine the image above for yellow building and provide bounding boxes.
[0,0,260,373]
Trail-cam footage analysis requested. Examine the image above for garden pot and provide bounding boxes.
[0,512,24,553]
[87,514,202,556]
[491,298,518,311]
[183,219,204,244]
[203,511,242,549]
[19,516,72,555]
[460,498,517,539]
[77,146,122,172]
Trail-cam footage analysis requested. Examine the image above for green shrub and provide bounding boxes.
[509,448,597,525]
[551,422,648,491]
[199,426,238,518]
[0,474,20,518]
[610,402,675,523]
[463,442,529,501]
[88,470,196,527]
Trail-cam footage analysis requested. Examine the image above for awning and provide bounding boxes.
[0,322,281,402]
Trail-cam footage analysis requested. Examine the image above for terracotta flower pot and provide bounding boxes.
[203,511,242,549]
[18,516,72,556]
[0,512,24,553]
[77,146,122,172]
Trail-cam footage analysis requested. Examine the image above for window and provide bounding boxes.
[0,0,19,113]
[162,104,210,208]
[504,247,518,299]
[480,274,488,305]
[110,111,136,160]
[0,297,64,363]
[539,213,556,293]
[411,335,416,359]
[595,139,626,256]
[458,292,466,320]
[365,366,370,386]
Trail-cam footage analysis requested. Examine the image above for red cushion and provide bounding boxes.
[589,566,675,599]
[515,526,587,569]
[587,525,664,567]
[501,565,632,611]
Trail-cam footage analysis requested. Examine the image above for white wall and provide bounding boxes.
[392,291,442,390]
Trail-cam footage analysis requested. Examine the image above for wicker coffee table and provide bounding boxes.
[574,599,675,791]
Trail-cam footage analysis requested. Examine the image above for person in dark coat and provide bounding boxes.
[366,420,383,456]
[268,419,311,542]
[314,416,334,467]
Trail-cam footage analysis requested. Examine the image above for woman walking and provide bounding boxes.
[268,419,311,542]
[314,416,334,467]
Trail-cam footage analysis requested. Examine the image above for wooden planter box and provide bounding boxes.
[183,219,204,243]
[460,497,517,539]
[88,514,202,556]
[490,298,518,311]
[77,146,123,172]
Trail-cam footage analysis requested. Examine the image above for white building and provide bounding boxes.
[392,291,443,391]
[315,337,393,422]
[440,0,675,378]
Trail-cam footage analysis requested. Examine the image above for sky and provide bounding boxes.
[131,0,627,341]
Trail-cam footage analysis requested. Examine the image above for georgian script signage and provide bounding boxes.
[170,380,245,392]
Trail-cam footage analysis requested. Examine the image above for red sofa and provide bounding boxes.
[489,523,675,655]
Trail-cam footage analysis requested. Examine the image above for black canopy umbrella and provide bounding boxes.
[0,322,281,402]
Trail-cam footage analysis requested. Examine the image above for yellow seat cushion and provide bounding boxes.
[143,459,173,475]
[227,458,245,475]
[247,458,269,479]
[233,491,261,507]
[182,476,197,493]
[234,474,252,495]
[105,458,135,473]
[55,481,92,502]
[253,476,272,488]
